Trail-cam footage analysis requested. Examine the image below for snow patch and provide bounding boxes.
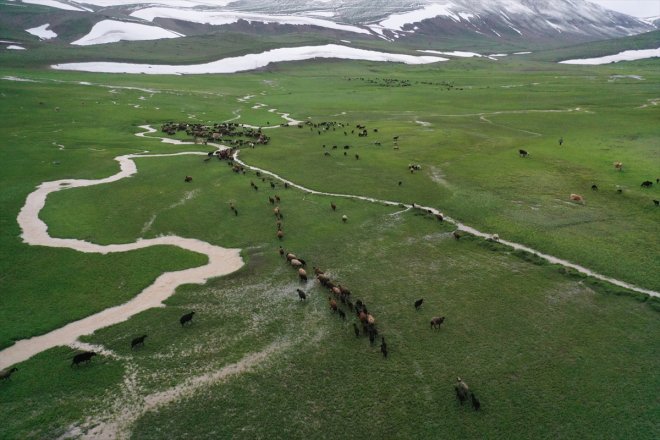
[376,4,460,30]
[26,23,57,40]
[52,44,446,74]
[72,20,183,46]
[418,50,481,58]
[560,48,660,65]
[7,45,27,50]
[131,7,370,35]
[21,0,87,11]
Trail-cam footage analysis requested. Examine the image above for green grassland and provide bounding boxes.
[0,48,658,440]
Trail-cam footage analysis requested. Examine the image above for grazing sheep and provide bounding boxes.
[569,193,585,204]
[470,392,481,411]
[269,196,275,204]
[641,180,653,188]
[329,298,338,312]
[131,335,147,349]
[430,316,445,329]
[0,367,18,380]
[414,298,424,310]
[290,259,303,268]
[353,323,360,337]
[279,246,285,257]
[184,176,193,182]
[613,161,623,171]
[277,230,284,240]
[298,268,307,282]
[275,195,281,203]
[338,285,351,296]
[313,266,324,275]
[331,202,336,211]
[342,215,348,223]
[338,309,346,320]
[270,182,275,189]
[71,351,97,367]
[286,253,296,261]
[297,289,307,301]
[367,314,375,325]
[274,207,281,217]
[180,311,195,326]
[332,286,341,296]
[518,149,528,158]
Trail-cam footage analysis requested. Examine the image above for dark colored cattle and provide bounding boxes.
[430,316,445,329]
[641,180,653,188]
[184,176,193,182]
[414,298,424,310]
[71,351,96,367]
[654,200,659,206]
[131,335,147,349]
[519,149,528,158]
[338,309,346,320]
[353,323,360,337]
[380,338,388,358]
[297,289,307,301]
[331,202,336,211]
[180,311,195,326]
[591,184,598,191]
[0,367,18,380]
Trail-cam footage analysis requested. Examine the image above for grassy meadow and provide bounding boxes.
[0,47,658,440]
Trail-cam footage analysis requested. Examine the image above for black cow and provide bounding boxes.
[519,149,528,158]
[71,351,96,367]
[470,392,481,411]
[591,184,598,191]
[131,335,147,349]
[0,367,18,380]
[297,289,307,301]
[641,180,653,188]
[414,298,424,310]
[180,311,195,326]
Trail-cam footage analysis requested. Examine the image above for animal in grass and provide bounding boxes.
[297,289,307,301]
[613,161,623,171]
[279,246,285,257]
[269,196,275,204]
[591,184,598,191]
[453,231,461,240]
[435,213,444,222]
[470,392,481,411]
[298,268,307,282]
[518,149,528,158]
[332,286,341,296]
[430,316,445,329]
[380,338,388,358]
[274,207,281,217]
[342,215,348,223]
[353,323,360,337]
[275,195,281,203]
[286,253,296,261]
[641,180,653,188]
[331,202,337,211]
[414,298,424,310]
[313,266,324,275]
[290,259,303,268]
[270,182,275,189]
[455,378,469,405]
[558,137,564,146]
[0,367,18,380]
[131,335,147,349]
[338,309,346,320]
[184,176,193,182]
[277,230,284,240]
[654,200,659,206]
[71,351,97,367]
[329,298,338,312]
[367,314,375,325]
[180,311,195,326]
[569,194,585,204]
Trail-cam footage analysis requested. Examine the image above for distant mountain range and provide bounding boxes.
[4,0,658,48]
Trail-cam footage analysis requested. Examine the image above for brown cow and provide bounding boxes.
[430,316,445,329]
[569,193,585,204]
[277,230,284,240]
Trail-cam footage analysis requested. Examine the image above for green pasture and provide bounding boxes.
[0,53,658,439]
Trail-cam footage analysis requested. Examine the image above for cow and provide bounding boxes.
[0,367,18,380]
[71,352,96,367]
[180,311,195,326]
[641,181,653,188]
[470,392,481,411]
[591,184,598,191]
[519,149,528,158]
[613,161,623,171]
[184,176,192,182]
[430,316,445,329]
[455,378,469,405]
[569,194,585,204]
[131,335,148,349]
[414,298,424,310]
[297,289,307,301]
